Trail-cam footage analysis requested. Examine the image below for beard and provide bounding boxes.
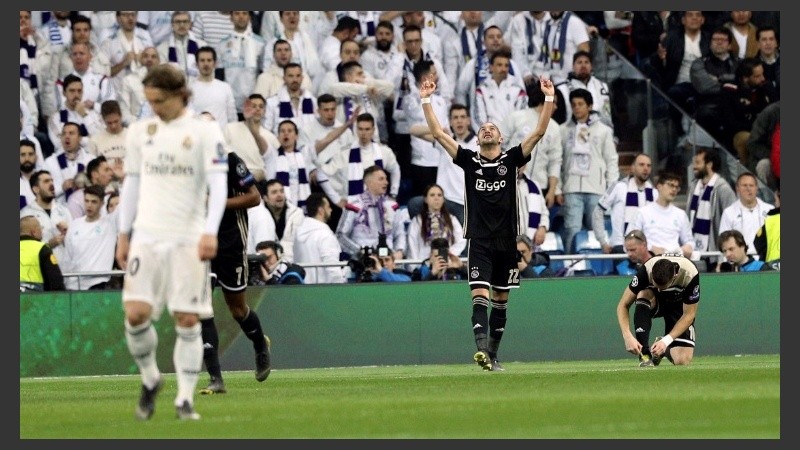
[376,39,392,52]
[21,162,35,173]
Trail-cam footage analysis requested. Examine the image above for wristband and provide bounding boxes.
[421,97,431,104]
[659,335,674,347]
[544,95,555,103]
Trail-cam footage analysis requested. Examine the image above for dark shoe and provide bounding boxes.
[639,354,654,367]
[255,335,272,382]
[490,359,505,372]
[199,376,227,395]
[135,377,163,420]
[652,337,664,366]
[473,350,491,370]
[175,400,201,420]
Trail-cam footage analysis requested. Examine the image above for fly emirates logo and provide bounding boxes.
[475,179,506,192]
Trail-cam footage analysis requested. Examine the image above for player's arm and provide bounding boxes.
[615,286,642,355]
[228,184,261,210]
[520,76,556,158]
[419,78,458,159]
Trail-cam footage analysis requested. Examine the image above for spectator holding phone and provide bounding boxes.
[413,237,468,281]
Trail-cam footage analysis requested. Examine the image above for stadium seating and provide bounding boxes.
[572,230,614,276]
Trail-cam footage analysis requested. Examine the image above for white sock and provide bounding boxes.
[173,323,203,407]
[125,319,160,389]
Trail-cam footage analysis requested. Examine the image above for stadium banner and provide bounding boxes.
[20,272,779,377]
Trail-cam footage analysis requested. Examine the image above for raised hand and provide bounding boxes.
[539,75,555,97]
[419,76,436,99]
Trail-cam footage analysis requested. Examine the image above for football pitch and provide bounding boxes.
[20,354,779,439]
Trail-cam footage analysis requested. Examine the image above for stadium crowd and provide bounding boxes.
[19,10,781,291]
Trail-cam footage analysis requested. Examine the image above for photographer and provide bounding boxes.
[250,241,306,285]
[351,245,412,282]
[516,235,554,278]
[413,238,468,281]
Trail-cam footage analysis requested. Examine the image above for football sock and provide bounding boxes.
[471,296,490,351]
[174,323,203,407]
[237,308,267,353]
[488,299,508,360]
[124,319,160,389]
[200,318,223,380]
[633,300,653,356]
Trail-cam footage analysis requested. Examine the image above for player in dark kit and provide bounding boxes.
[616,253,700,367]
[420,74,555,371]
[198,148,272,394]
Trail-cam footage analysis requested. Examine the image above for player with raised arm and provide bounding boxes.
[420,74,555,370]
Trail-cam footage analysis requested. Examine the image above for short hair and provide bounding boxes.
[756,25,778,42]
[736,57,764,81]
[412,60,434,84]
[62,74,83,92]
[695,147,722,173]
[363,164,385,181]
[718,229,747,251]
[273,39,291,52]
[61,121,82,134]
[483,25,502,39]
[736,172,758,185]
[334,16,360,32]
[516,234,533,250]
[71,14,91,30]
[489,48,512,65]
[339,38,359,54]
[84,184,106,200]
[317,93,336,105]
[356,113,375,126]
[197,45,217,61]
[711,26,734,43]
[283,62,303,74]
[526,79,546,107]
[652,258,679,286]
[87,155,108,178]
[569,88,593,106]
[656,171,682,186]
[20,138,36,150]
[100,100,122,117]
[29,170,51,190]
[449,103,469,117]
[278,119,298,134]
[142,64,189,102]
[340,60,362,77]
[402,24,422,39]
[256,240,284,259]
[624,229,648,244]
[248,93,267,104]
[376,20,394,33]
[171,11,191,21]
[430,237,450,250]
[265,179,283,192]
[305,192,327,217]
[572,49,593,64]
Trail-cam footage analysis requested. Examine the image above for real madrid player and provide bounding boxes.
[419,73,555,371]
[615,253,700,367]
[115,64,228,421]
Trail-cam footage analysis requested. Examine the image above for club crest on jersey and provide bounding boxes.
[213,142,227,164]
[496,165,508,176]
[183,136,192,149]
[147,123,157,135]
[470,267,480,279]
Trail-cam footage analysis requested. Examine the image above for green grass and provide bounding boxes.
[20,355,780,439]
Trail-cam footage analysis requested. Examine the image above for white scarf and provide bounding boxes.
[569,122,592,177]
[167,33,200,78]
[120,33,141,72]
[624,177,655,232]
[688,173,718,252]
[276,86,316,130]
[274,147,311,209]
[346,144,385,200]
[522,175,545,240]
[231,29,258,69]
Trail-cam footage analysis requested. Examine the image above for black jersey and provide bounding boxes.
[628,254,700,305]
[218,151,256,240]
[454,144,530,239]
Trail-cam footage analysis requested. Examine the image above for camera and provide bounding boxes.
[719,261,737,272]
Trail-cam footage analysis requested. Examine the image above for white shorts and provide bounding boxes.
[122,239,213,321]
